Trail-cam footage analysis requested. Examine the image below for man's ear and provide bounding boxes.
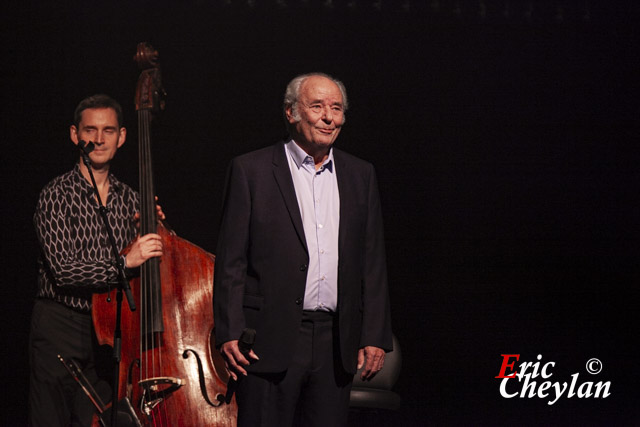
[70,125,79,145]
[285,105,296,124]
[117,127,127,148]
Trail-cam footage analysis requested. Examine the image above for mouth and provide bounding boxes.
[316,128,335,134]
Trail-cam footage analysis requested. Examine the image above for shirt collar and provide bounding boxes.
[285,139,334,173]
[73,162,123,195]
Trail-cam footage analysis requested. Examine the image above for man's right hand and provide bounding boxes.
[126,233,163,268]
[220,340,259,380]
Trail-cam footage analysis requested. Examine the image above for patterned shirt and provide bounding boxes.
[34,164,139,312]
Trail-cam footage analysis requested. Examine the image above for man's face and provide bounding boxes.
[70,108,126,169]
[286,76,345,153]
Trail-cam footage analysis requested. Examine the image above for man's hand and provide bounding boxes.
[357,346,385,380]
[133,197,167,225]
[126,233,163,268]
[220,340,260,381]
[154,198,166,221]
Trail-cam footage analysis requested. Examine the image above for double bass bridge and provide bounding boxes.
[139,376,185,417]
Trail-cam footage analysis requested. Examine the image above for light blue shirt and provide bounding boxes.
[285,140,340,312]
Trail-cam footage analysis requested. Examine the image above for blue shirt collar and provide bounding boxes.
[286,140,334,172]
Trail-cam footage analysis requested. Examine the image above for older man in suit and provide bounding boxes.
[214,72,392,427]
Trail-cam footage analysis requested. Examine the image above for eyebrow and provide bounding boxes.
[81,125,118,130]
[308,99,343,107]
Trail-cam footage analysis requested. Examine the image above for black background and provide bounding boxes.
[1,1,639,425]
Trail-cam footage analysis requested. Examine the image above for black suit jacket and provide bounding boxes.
[214,141,392,374]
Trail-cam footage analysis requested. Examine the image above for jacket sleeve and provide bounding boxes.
[213,157,252,347]
[359,164,393,351]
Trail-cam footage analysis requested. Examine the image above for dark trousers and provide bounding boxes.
[28,299,110,427]
[236,311,354,427]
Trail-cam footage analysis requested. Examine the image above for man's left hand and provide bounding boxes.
[357,346,385,380]
[133,197,166,225]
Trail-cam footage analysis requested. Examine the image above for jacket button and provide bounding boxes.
[295,298,303,305]
[299,264,308,271]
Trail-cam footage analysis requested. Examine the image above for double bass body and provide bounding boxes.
[93,225,235,426]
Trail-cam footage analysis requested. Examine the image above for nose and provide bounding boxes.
[94,131,105,145]
[321,106,333,123]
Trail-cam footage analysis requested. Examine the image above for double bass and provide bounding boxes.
[92,42,237,426]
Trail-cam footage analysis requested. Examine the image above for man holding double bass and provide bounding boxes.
[28,94,163,426]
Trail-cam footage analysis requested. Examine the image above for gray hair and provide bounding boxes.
[283,72,348,123]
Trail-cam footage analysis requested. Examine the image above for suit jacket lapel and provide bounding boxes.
[272,141,308,254]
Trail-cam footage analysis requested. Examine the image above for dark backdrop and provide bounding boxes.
[2,1,638,425]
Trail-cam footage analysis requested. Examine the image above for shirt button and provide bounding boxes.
[318,224,324,229]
